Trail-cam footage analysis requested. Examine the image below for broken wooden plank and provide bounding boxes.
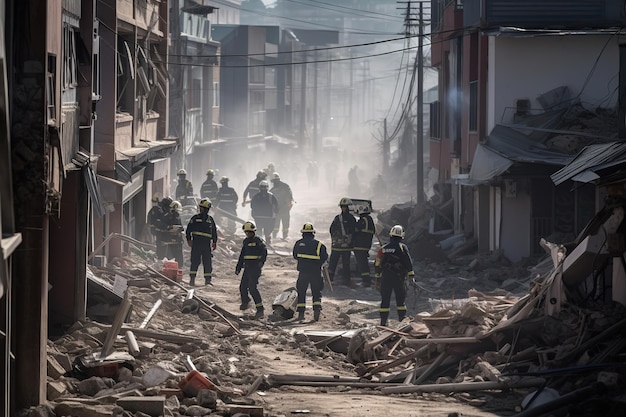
[244,375,265,397]
[100,296,132,358]
[365,324,412,350]
[90,321,203,344]
[380,377,546,394]
[363,344,430,377]
[267,374,363,384]
[122,326,203,344]
[139,299,162,329]
[414,350,448,385]
[403,337,479,346]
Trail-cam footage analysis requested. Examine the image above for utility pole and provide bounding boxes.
[313,49,318,155]
[416,1,424,204]
[383,118,389,174]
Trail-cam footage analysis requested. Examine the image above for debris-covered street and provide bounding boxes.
[31,189,624,417]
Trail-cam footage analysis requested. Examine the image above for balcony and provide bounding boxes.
[463,0,626,30]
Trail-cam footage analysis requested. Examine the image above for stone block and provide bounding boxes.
[116,396,165,417]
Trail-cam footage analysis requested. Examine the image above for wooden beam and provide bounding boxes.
[381,377,546,394]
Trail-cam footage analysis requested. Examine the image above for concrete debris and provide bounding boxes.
[30,221,626,417]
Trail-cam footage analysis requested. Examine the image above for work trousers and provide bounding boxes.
[189,243,212,284]
[296,270,324,312]
[379,274,407,326]
[254,216,276,244]
[354,249,372,286]
[273,206,291,239]
[328,249,352,285]
[239,266,263,309]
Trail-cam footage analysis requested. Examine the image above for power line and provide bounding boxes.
[280,0,403,23]
[210,0,399,35]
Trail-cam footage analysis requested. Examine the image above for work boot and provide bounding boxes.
[254,308,264,319]
[189,278,195,287]
[313,310,321,321]
[297,310,305,321]
[239,302,249,310]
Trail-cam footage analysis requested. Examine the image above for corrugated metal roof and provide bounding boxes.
[484,124,573,166]
[550,142,626,185]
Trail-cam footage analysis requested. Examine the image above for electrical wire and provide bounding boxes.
[209,0,400,35]
[280,0,404,23]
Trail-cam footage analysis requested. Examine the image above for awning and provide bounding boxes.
[469,144,513,182]
[463,124,574,186]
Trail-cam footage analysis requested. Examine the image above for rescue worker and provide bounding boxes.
[348,165,360,195]
[153,197,173,259]
[200,169,219,202]
[175,169,194,204]
[374,225,415,326]
[235,221,268,319]
[270,172,294,240]
[164,200,184,268]
[250,180,279,244]
[264,162,276,179]
[215,176,238,233]
[186,198,218,286]
[328,197,356,287]
[242,170,267,206]
[353,205,375,288]
[147,193,162,243]
[293,223,328,322]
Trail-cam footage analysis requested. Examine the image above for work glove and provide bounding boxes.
[235,267,241,275]
[211,242,216,250]
[187,240,193,248]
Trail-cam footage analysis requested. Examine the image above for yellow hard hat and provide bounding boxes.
[199,198,212,209]
[338,197,352,207]
[301,223,315,234]
[177,169,187,176]
[242,221,257,232]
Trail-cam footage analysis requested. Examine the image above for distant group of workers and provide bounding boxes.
[148,165,414,325]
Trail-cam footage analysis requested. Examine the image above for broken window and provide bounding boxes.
[63,24,77,89]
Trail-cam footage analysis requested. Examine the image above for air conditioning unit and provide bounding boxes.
[516,99,530,116]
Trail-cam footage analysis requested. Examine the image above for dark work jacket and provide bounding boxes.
[374,237,415,279]
[293,234,328,272]
[236,235,268,271]
[243,178,262,201]
[186,211,218,245]
[250,190,279,218]
[353,214,375,251]
[329,211,357,250]
[216,185,238,212]
[175,179,194,199]
[162,211,184,244]
[200,179,218,201]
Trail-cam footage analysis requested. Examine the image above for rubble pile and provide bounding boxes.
[40,251,358,417]
[26,211,626,417]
